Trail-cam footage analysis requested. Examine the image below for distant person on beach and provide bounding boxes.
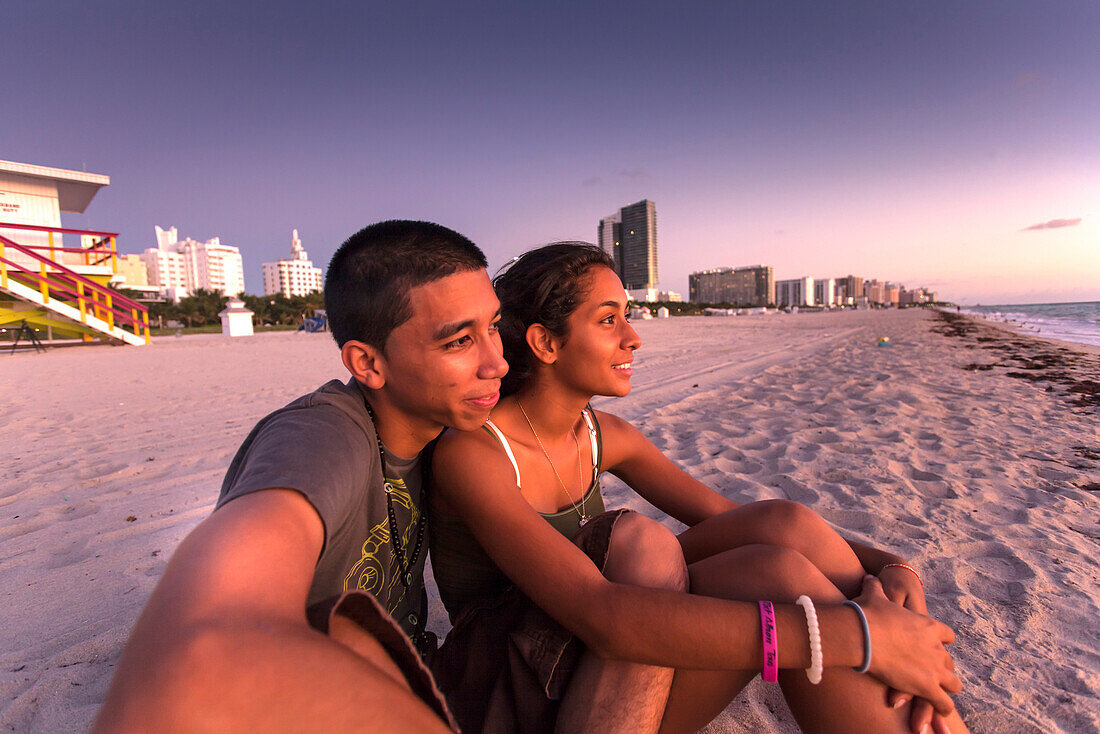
[429,243,969,734]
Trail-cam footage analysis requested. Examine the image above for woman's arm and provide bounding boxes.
[600,411,928,605]
[848,539,927,611]
[432,429,961,714]
[596,410,737,526]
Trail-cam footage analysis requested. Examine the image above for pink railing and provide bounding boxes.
[0,223,149,343]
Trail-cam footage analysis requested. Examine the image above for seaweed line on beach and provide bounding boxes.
[932,311,1100,412]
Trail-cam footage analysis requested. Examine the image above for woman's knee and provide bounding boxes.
[753,499,830,542]
[602,513,689,593]
[695,543,842,603]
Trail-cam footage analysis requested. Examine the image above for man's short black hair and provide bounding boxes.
[325,220,487,349]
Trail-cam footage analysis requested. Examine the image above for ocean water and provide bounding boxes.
[962,301,1100,348]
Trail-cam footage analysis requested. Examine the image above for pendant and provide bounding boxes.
[579,514,591,526]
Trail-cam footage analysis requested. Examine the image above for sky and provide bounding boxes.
[3,1,1098,305]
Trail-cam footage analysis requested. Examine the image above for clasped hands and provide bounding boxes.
[858,566,960,734]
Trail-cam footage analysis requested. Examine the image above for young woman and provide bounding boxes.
[429,243,967,734]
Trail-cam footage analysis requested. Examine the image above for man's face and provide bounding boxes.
[377,268,508,440]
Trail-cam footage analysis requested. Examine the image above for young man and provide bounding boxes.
[94,221,506,732]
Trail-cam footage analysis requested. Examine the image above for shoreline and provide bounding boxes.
[959,302,1100,351]
[2,310,1097,733]
[931,311,1100,414]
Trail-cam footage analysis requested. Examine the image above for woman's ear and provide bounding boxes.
[341,340,387,389]
[525,323,558,365]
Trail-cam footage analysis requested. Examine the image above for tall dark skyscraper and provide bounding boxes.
[598,199,657,292]
[597,213,621,277]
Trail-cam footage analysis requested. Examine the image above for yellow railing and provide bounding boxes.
[0,224,149,344]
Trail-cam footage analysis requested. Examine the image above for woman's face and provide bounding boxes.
[551,265,641,398]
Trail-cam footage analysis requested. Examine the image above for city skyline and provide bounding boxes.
[3,2,1097,305]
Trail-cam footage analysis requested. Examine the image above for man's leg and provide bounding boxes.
[658,545,969,734]
[555,513,689,734]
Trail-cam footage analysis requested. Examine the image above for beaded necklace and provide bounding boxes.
[362,399,427,589]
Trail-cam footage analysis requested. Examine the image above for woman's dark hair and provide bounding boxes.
[493,242,616,396]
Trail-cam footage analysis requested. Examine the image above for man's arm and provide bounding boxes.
[93,489,451,734]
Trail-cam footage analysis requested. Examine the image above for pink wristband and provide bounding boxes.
[758,600,778,682]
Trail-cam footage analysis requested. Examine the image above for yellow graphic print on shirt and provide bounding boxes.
[342,476,420,616]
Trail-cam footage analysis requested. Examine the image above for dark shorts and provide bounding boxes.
[308,591,459,732]
[428,509,631,734]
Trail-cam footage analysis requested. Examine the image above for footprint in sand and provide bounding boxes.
[736,436,771,452]
[46,537,93,570]
[889,517,932,541]
[1036,467,1077,482]
[765,477,827,506]
[834,442,875,456]
[790,444,821,462]
[909,467,943,482]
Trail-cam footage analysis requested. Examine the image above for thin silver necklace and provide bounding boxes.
[517,401,589,524]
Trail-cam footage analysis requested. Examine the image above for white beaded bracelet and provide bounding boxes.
[795,595,823,684]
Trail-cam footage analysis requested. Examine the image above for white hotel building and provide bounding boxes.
[262,229,323,297]
[775,276,815,307]
[814,277,837,307]
[141,225,246,300]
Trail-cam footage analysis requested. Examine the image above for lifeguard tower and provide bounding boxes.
[0,160,149,346]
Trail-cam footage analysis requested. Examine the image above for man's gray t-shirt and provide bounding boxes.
[216,378,428,638]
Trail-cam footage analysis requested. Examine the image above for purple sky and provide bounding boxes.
[4,1,1097,304]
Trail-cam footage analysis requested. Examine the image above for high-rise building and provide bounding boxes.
[776,277,815,307]
[597,213,621,272]
[155,225,178,250]
[863,279,886,305]
[619,199,657,291]
[109,254,162,299]
[140,239,188,300]
[835,275,864,306]
[689,265,775,306]
[899,287,937,305]
[142,225,246,299]
[114,254,149,286]
[814,278,837,307]
[262,229,324,297]
[599,199,657,291]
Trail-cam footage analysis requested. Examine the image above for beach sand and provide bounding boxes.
[2,309,1097,733]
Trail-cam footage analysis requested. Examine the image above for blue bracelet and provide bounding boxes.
[843,600,872,674]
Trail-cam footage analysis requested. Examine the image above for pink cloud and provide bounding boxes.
[1021,218,1082,232]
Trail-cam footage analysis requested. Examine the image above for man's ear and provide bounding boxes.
[525,324,558,365]
[341,340,386,389]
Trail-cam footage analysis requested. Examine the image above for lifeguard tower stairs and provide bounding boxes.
[0,161,149,346]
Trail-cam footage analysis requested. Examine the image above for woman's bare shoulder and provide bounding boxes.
[435,425,500,463]
[591,408,645,441]
[591,408,654,466]
[433,425,515,487]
